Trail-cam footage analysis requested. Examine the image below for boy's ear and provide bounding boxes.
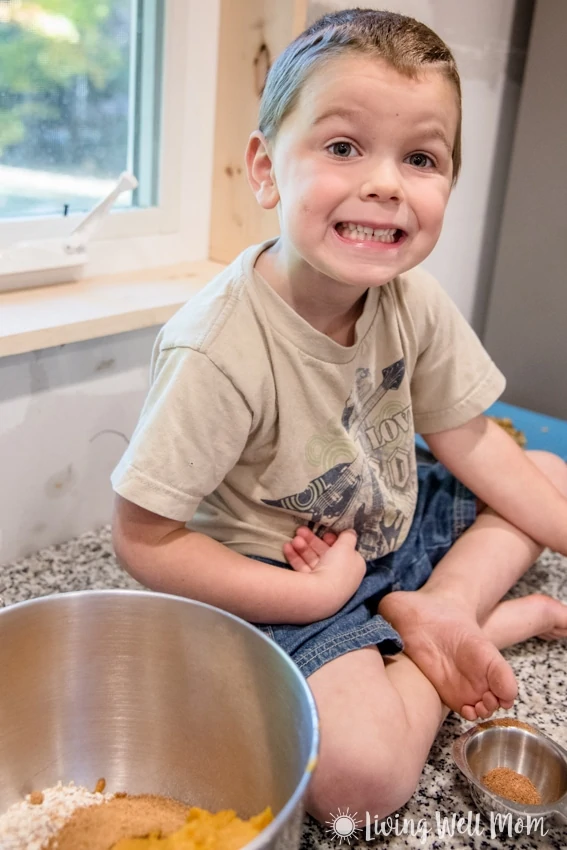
[245,131,279,210]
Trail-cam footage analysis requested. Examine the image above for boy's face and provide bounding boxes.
[250,54,459,291]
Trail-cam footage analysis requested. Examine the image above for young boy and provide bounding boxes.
[111,9,567,822]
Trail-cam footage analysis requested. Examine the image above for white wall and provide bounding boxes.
[0,330,157,563]
[0,1,532,563]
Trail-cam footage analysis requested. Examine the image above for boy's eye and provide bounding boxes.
[406,152,434,168]
[328,141,357,158]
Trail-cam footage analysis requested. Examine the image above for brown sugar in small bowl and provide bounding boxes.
[452,718,567,832]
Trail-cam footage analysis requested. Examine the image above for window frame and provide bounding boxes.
[0,0,221,282]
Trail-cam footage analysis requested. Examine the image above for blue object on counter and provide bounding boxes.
[416,401,567,462]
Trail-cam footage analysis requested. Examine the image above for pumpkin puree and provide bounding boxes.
[111,805,273,850]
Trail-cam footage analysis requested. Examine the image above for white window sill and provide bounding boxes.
[0,259,225,358]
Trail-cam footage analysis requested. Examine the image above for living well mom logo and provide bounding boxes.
[325,808,549,844]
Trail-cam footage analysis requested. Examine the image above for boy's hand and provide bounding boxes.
[283,526,366,613]
[283,526,338,571]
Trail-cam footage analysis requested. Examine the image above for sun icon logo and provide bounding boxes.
[326,808,363,844]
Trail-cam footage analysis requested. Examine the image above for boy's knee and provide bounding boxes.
[526,450,567,494]
[305,749,419,825]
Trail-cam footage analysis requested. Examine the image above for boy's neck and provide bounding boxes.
[254,241,368,346]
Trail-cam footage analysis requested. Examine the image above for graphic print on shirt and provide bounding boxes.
[262,358,418,560]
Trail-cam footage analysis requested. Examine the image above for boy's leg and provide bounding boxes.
[379,450,567,720]
[481,594,567,646]
[304,591,566,824]
[303,646,443,824]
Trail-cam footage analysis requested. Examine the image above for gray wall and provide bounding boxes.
[483,0,567,419]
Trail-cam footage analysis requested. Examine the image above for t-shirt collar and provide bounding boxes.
[241,238,381,363]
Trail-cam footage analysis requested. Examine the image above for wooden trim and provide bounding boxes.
[0,260,225,357]
[209,0,308,264]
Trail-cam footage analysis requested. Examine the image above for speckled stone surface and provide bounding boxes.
[2,528,566,849]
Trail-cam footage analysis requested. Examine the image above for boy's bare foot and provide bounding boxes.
[437,594,567,719]
[378,589,518,721]
[284,527,566,721]
[286,528,515,718]
[286,528,517,719]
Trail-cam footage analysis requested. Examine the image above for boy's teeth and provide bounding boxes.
[339,222,398,243]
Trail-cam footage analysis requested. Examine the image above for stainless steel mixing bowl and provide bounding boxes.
[0,590,319,850]
[453,719,567,832]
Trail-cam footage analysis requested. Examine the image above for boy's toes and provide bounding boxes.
[487,656,518,708]
[460,661,517,722]
[462,689,503,722]
[460,699,496,722]
[473,701,491,720]
[460,704,479,722]
[480,690,499,714]
[472,691,499,719]
[474,694,497,720]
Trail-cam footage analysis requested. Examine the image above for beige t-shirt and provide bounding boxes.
[111,238,505,562]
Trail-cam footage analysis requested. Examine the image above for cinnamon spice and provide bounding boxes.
[44,795,188,850]
[477,718,536,733]
[481,767,541,806]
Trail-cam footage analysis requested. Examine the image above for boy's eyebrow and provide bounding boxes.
[311,109,453,154]
[418,126,453,155]
[311,107,364,126]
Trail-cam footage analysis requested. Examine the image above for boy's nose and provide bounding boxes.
[360,163,402,203]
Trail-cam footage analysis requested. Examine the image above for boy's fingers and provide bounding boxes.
[336,529,357,548]
[305,537,328,558]
[282,542,311,572]
[292,536,319,566]
[287,536,321,569]
[295,542,320,568]
[295,526,319,547]
[296,526,335,555]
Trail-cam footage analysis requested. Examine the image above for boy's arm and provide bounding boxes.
[112,496,364,624]
[422,414,567,556]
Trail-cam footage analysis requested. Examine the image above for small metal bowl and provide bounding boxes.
[453,719,567,832]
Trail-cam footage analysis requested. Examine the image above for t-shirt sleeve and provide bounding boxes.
[111,345,252,520]
[404,268,506,434]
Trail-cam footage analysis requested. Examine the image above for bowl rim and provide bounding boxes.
[0,588,321,844]
[452,719,567,816]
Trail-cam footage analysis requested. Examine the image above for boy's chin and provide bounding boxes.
[324,255,410,288]
[293,241,415,287]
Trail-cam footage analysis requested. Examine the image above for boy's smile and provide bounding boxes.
[247,55,459,318]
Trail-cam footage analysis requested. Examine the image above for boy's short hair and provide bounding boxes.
[258,8,462,183]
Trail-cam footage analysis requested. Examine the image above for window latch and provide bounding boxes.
[0,171,138,282]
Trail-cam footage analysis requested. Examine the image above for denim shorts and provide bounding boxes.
[249,461,477,679]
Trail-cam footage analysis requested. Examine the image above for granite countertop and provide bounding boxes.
[2,528,566,849]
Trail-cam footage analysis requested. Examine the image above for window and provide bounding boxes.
[0,0,220,288]
[0,0,159,219]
